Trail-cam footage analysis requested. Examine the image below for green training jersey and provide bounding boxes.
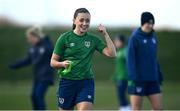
[53,31,106,80]
[113,47,128,81]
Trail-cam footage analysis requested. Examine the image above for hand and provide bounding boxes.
[61,60,71,68]
[98,24,107,35]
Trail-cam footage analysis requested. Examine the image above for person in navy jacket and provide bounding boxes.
[9,26,54,110]
[127,12,163,110]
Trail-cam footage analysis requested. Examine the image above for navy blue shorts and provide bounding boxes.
[128,81,161,96]
[57,78,94,110]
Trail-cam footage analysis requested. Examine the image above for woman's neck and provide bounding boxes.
[73,29,86,36]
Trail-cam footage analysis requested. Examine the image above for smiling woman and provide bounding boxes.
[50,7,116,111]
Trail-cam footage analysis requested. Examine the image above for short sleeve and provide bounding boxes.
[95,37,106,53]
[53,35,65,56]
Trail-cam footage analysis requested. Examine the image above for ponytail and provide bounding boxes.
[72,24,76,30]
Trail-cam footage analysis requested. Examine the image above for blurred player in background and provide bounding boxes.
[9,26,54,110]
[113,34,131,111]
[127,12,163,110]
[50,8,116,110]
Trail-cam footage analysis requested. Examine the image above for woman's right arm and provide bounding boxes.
[50,53,70,69]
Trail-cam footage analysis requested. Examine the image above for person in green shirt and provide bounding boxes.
[50,8,116,110]
[113,34,130,111]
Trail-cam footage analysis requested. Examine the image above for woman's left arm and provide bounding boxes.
[98,24,116,57]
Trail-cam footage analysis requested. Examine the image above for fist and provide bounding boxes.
[98,24,107,34]
[61,60,71,68]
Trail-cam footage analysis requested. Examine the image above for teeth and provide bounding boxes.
[81,25,87,28]
[82,27,87,30]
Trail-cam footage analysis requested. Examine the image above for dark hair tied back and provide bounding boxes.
[72,8,90,30]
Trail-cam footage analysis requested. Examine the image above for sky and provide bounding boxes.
[0,0,180,29]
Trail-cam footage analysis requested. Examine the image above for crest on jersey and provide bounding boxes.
[84,41,91,48]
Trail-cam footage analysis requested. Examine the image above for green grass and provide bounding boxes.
[0,81,179,110]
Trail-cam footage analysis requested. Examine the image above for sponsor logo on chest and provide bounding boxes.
[70,42,75,47]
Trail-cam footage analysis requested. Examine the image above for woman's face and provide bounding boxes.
[141,23,154,33]
[26,33,39,46]
[73,13,91,34]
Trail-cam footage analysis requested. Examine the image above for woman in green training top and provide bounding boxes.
[113,34,130,111]
[50,8,116,110]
